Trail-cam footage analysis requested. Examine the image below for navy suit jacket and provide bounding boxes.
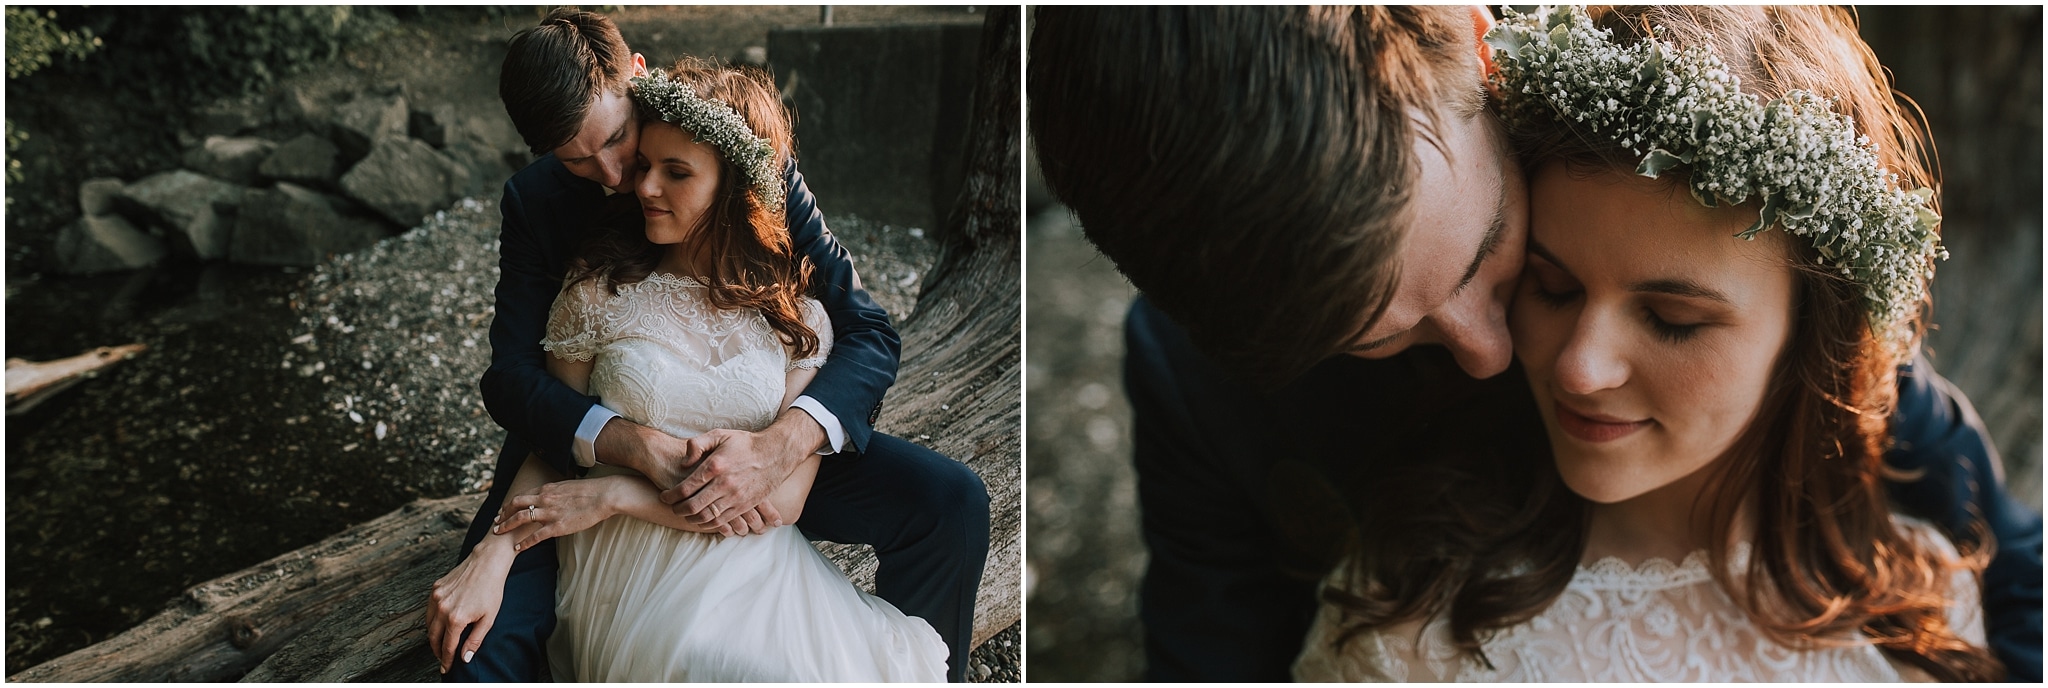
[463,155,899,553]
[1124,296,2042,681]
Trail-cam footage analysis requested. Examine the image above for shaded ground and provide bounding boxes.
[5,6,1005,678]
[1023,204,1144,682]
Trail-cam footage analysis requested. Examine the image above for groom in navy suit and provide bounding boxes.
[1031,6,2041,681]
[434,9,988,682]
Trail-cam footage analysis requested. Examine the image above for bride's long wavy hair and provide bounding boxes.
[1322,6,2002,681]
[568,56,818,359]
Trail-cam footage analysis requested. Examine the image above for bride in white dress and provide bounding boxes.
[1293,6,2003,682]
[440,58,945,681]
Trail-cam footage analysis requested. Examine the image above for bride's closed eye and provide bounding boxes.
[1641,308,1703,344]
[1522,264,1706,344]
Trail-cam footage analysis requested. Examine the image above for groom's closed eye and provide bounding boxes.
[1347,180,1508,354]
[1451,183,1509,297]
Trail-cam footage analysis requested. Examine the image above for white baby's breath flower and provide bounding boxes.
[1485,5,1942,347]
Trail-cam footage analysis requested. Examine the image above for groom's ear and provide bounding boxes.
[1469,6,1499,91]
[631,53,649,79]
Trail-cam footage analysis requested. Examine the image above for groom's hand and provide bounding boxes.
[594,418,694,490]
[660,408,825,526]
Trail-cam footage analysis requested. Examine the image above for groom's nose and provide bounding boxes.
[1435,303,1513,379]
[1420,274,1515,379]
[593,155,627,190]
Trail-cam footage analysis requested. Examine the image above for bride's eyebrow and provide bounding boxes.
[1526,239,1573,276]
[1629,278,1731,304]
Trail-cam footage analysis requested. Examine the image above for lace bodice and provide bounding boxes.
[541,273,831,439]
[1294,518,1985,682]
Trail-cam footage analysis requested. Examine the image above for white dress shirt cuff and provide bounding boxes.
[789,395,846,455]
[572,404,621,468]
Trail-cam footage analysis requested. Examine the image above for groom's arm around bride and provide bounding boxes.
[437,9,988,682]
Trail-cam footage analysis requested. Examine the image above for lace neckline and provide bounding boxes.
[1575,550,1713,591]
[1573,542,1751,591]
[640,272,706,288]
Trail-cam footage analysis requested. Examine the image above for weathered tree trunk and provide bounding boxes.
[882,5,1022,649]
[5,494,482,683]
[13,9,1022,683]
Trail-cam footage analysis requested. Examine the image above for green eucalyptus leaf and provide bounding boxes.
[1689,183,1719,208]
[1636,149,1684,179]
[1917,207,1942,232]
[1739,195,1782,239]
[1486,27,1527,60]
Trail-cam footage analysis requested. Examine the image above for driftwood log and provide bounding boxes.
[13,9,1022,683]
[5,343,148,415]
[6,494,483,682]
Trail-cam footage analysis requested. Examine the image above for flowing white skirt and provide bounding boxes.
[548,514,948,682]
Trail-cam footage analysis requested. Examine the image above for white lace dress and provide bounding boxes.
[539,273,947,682]
[1293,518,1984,682]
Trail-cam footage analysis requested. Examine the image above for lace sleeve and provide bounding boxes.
[541,278,608,362]
[787,297,833,371]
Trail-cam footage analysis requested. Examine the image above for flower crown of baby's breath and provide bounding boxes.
[1486,5,1944,345]
[630,70,784,212]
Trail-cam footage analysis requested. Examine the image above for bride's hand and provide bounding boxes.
[426,543,513,674]
[494,477,622,550]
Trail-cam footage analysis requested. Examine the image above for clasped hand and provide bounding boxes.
[657,427,796,532]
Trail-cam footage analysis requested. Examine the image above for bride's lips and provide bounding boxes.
[642,204,672,218]
[1554,402,1652,443]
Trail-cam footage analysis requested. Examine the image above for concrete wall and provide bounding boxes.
[769,22,982,231]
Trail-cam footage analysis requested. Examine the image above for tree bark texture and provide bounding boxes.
[6,494,483,683]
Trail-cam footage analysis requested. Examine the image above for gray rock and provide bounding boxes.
[331,93,409,164]
[230,182,391,266]
[276,83,335,136]
[408,103,460,149]
[191,95,271,138]
[735,45,769,68]
[182,136,278,185]
[54,214,167,275]
[434,111,527,195]
[259,134,342,187]
[116,170,247,261]
[339,137,469,227]
[78,177,125,217]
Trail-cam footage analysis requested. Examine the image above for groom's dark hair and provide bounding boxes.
[500,8,635,155]
[1030,6,1481,385]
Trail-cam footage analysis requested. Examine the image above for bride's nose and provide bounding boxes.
[1552,310,1629,395]
[635,165,660,199]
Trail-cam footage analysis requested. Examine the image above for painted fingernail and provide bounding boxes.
[464,650,475,663]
